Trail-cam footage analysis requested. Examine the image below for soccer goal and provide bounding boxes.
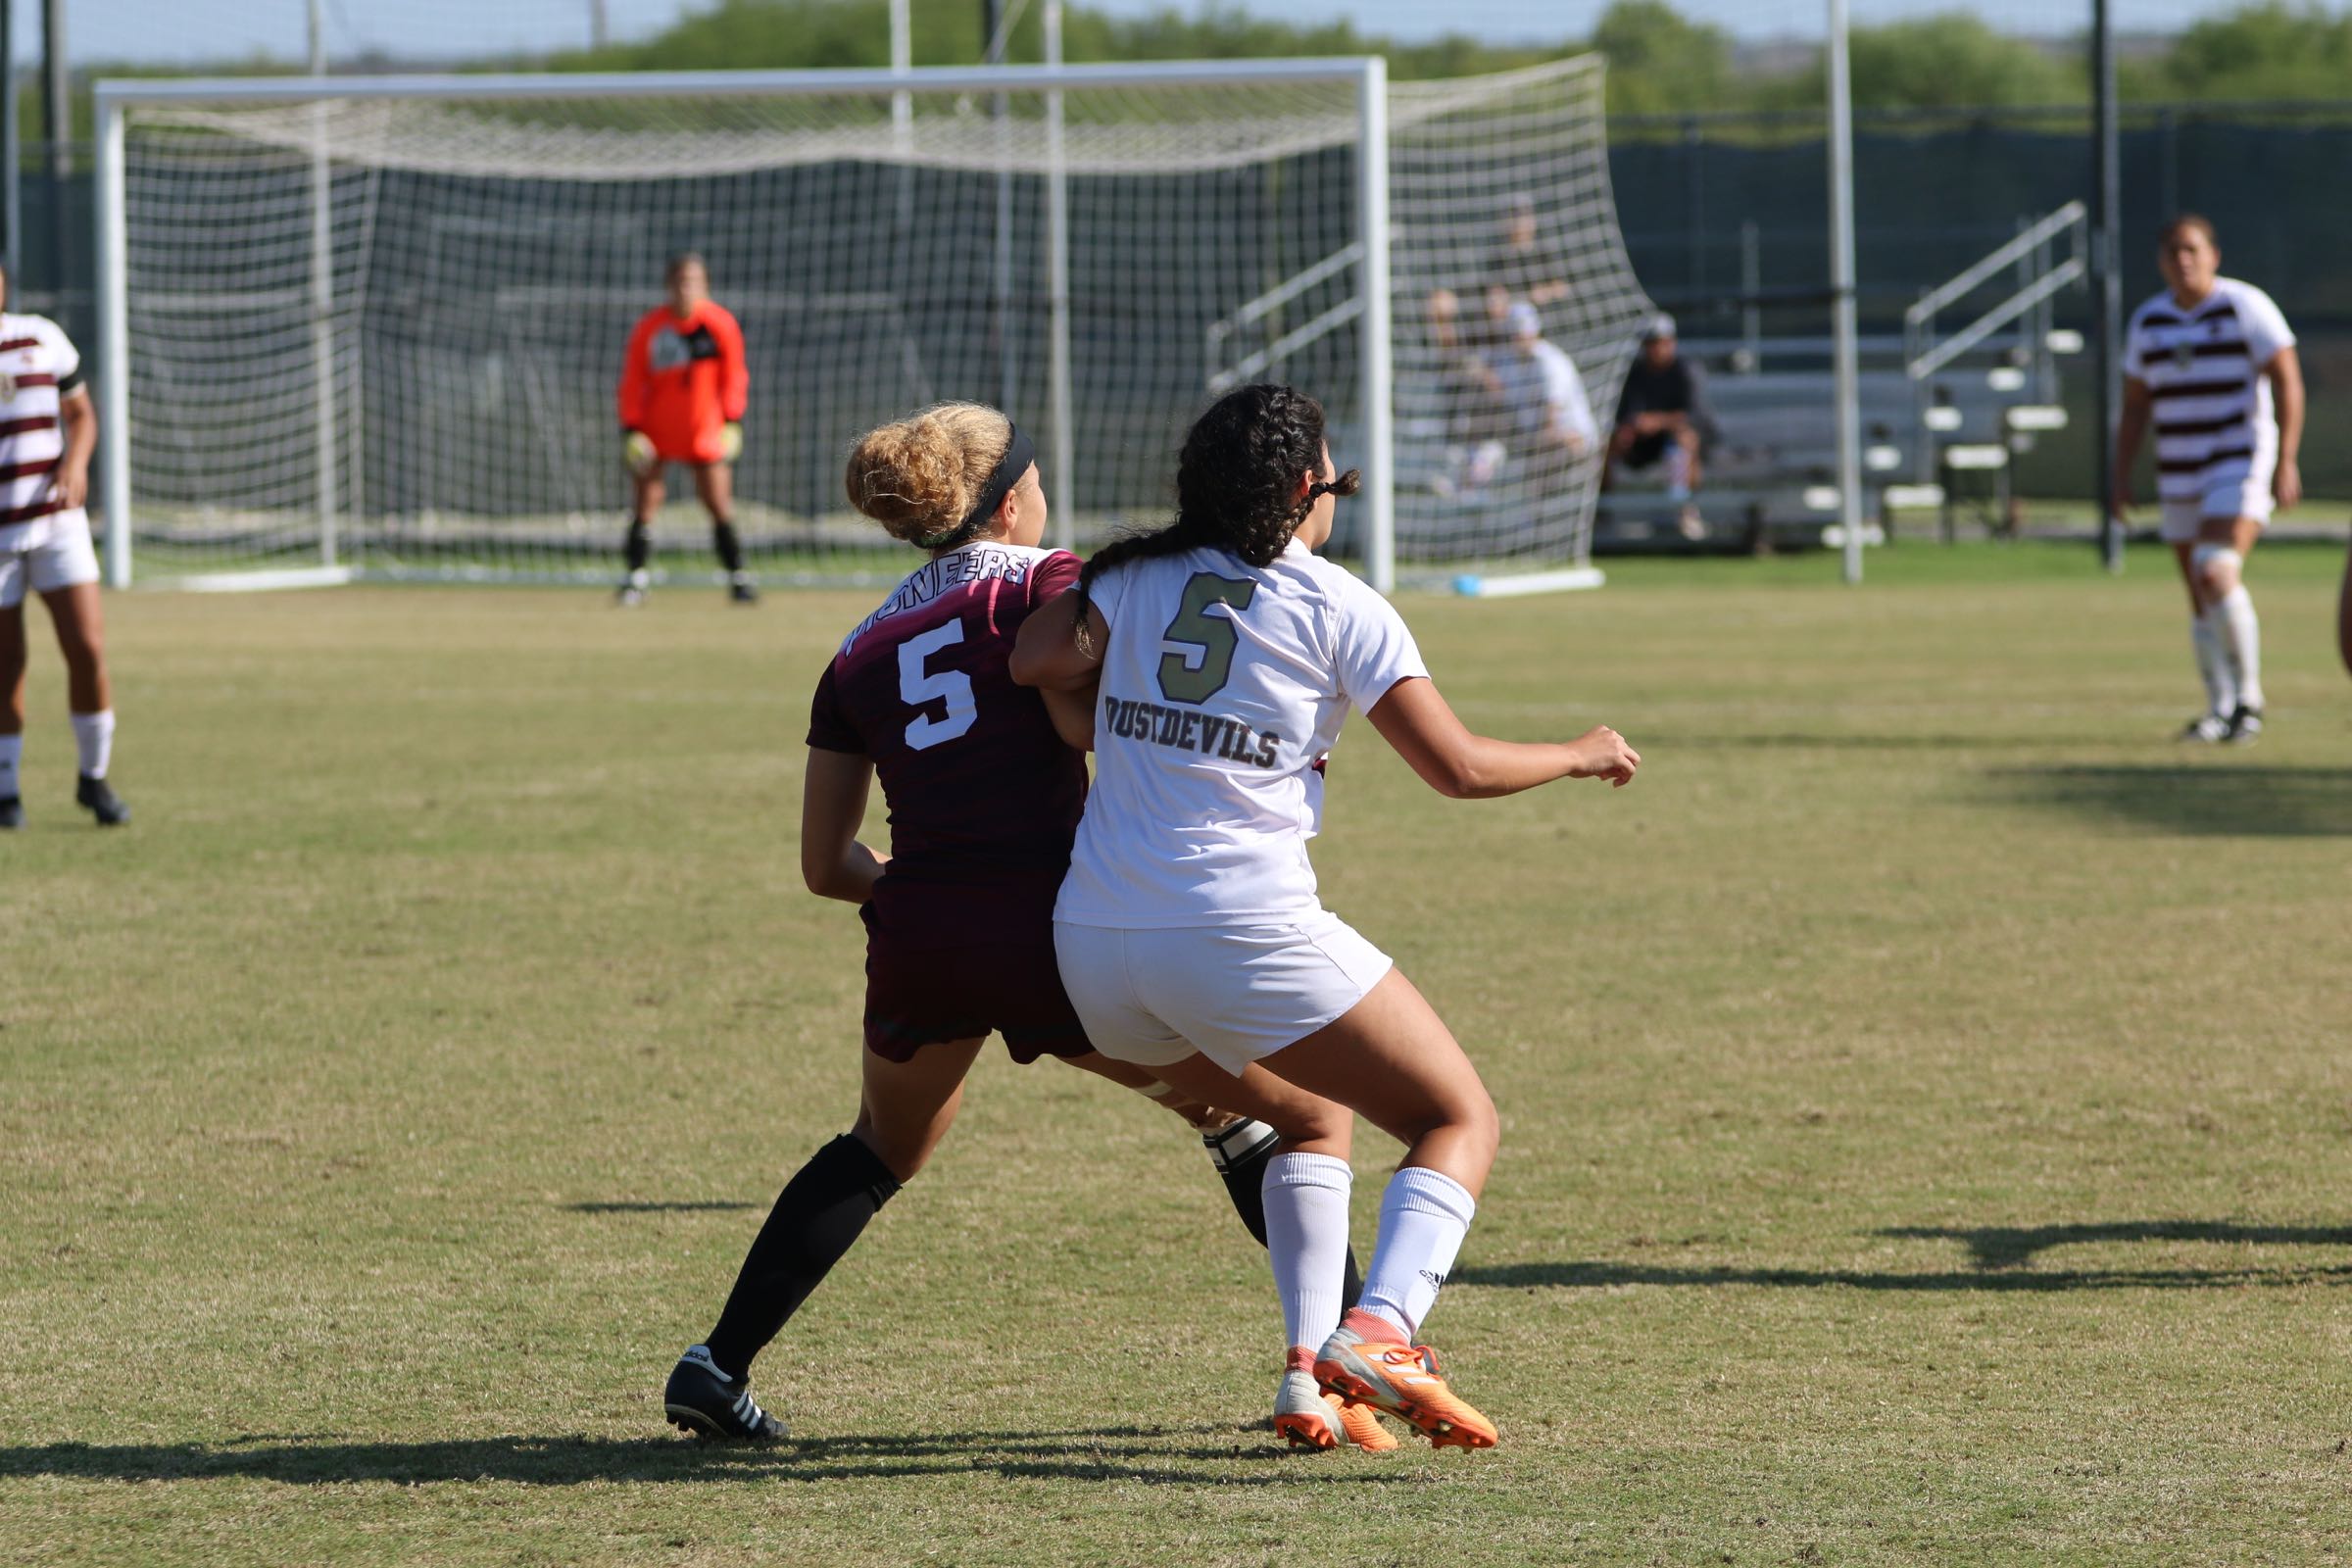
[95,57,1647,594]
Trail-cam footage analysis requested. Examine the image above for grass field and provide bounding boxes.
[5,540,2350,1566]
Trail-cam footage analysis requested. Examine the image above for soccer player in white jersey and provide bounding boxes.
[1012,383,1639,1451]
[0,267,127,828]
[2115,215,2304,745]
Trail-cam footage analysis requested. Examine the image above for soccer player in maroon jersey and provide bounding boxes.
[662,402,1351,1442]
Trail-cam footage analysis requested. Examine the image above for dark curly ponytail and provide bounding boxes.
[1069,383,1359,650]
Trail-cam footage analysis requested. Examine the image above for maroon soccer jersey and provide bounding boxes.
[808,541,1087,943]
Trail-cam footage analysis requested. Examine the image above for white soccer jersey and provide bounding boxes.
[2124,277,2294,505]
[0,313,86,552]
[1056,537,1428,928]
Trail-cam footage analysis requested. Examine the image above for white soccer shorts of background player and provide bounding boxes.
[96,57,1648,597]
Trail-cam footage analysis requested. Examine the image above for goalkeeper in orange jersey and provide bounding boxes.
[615,253,757,605]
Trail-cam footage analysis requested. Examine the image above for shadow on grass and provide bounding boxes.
[0,1424,1407,1489]
[1878,1220,2352,1270]
[564,1201,758,1214]
[1985,764,2352,836]
[1459,1219,2352,1294]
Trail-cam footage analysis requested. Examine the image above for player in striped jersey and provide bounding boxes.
[0,269,126,828]
[2114,216,2304,745]
[661,402,1371,1446]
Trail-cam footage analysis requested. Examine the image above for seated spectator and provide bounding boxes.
[1487,302,1596,462]
[1439,304,1594,501]
[1609,315,1715,502]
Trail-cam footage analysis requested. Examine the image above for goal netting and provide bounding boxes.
[99,58,1648,592]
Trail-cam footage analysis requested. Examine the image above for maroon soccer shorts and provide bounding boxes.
[858,897,1092,1064]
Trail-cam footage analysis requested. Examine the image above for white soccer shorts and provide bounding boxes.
[1054,912,1394,1077]
[2159,454,2275,542]
[0,511,99,609]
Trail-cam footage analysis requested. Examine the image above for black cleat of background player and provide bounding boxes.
[663,1346,787,1441]
[75,774,129,826]
[0,796,22,829]
[727,575,760,606]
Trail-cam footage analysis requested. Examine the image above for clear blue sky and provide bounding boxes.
[21,0,2263,65]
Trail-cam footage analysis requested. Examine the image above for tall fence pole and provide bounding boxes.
[2092,0,2124,572]
[309,1,339,569]
[97,95,130,587]
[1,3,18,281]
[40,0,64,291]
[1355,57,1395,595]
[1828,0,1864,585]
[1043,4,1075,551]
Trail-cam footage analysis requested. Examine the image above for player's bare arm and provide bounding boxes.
[800,747,889,903]
[2113,375,2151,517]
[53,386,94,510]
[2267,344,2303,510]
[1009,589,1107,694]
[1365,675,1638,797]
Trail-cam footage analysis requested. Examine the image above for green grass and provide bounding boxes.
[4,540,2351,1566]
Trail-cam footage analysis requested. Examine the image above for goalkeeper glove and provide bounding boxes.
[623,430,659,476]
[718,422,744,463]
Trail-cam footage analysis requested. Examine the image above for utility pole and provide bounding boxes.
[589,0,611,51]
[2091,0,2124,572]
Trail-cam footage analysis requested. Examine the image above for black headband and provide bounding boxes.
[917,424,1037,551]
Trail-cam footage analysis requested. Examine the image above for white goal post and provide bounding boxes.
[96,57,1645,594]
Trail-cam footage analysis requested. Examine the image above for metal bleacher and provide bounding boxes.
[1594,202,2089,553]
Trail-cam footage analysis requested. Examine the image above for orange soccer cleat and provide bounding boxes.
[1273,1354,1401,1452]
[1313,1319,1497,1450]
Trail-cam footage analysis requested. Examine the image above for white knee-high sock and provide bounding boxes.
[1261,1152,1352,1355]
[70,710,115,779]
[2190,614,2234,717]
[2212,586,2264,710]
[1356,1166,1477,1342]
[0,733,20,798]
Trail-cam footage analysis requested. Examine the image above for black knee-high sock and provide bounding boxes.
[623,516,652,572]
[1218,1138,1364,1311]
[711,519,745,574]
[703,1134,901,1380]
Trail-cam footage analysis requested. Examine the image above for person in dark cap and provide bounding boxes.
[1608,315,1716,505]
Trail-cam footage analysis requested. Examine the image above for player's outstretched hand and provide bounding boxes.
[718,422,744,463]
[623,430,659,476]
[50,461,88,511]
[1564,725,1640,788]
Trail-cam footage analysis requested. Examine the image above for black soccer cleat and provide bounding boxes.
[2178,712,2229,744]
[727,574,760,606]
[75,775,129,826]
[1202,1115,1280,1173]
[2224,704,2264,746]
[0,796,22,829]
[663,1345,787,1441]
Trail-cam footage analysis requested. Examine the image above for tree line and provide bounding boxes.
[535,0,2352,111]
